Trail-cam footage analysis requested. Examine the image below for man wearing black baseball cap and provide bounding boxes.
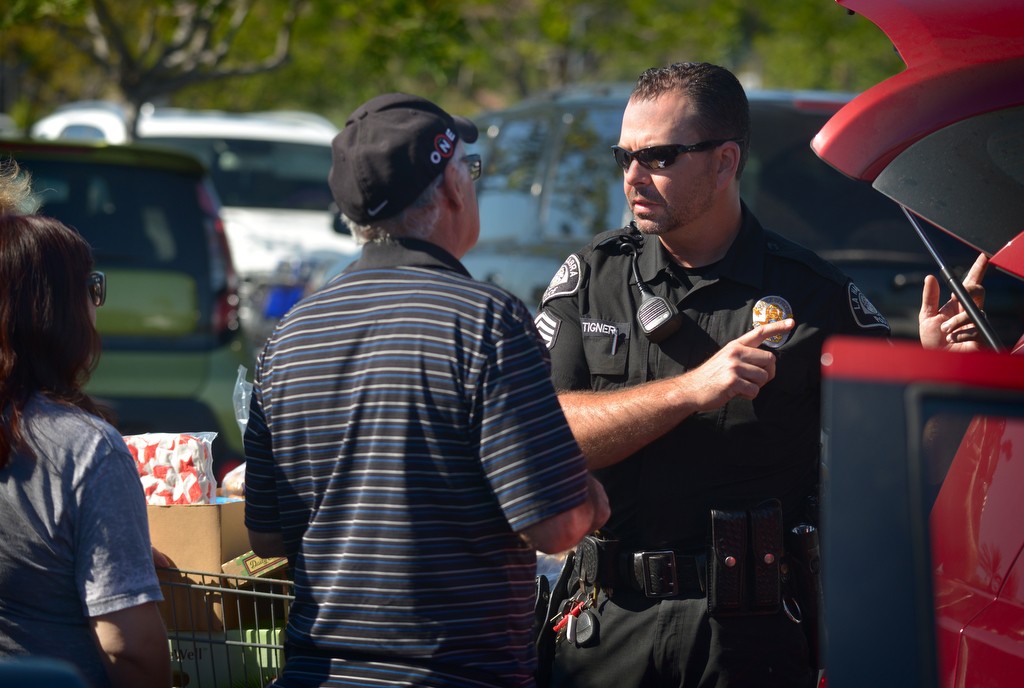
[245,93,608,687]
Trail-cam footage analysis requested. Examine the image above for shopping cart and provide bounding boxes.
[159,568,294,688]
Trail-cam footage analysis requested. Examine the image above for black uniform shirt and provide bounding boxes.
[535,206,890,551]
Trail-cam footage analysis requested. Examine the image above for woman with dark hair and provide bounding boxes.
[0,214,171,688]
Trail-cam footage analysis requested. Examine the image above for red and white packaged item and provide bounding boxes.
[124,432,218,505]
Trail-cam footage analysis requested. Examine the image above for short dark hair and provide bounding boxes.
[0,214,105,467]
[631,62,751,177]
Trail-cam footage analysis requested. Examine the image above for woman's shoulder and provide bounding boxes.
[23,395,129,471]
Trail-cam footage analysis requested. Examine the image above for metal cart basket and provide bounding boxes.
[159,568,294,688]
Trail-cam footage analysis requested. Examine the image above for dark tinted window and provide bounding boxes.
[743,106,907,253]
[742,104,970,260]
[28,159,207,275]
[146,137,334,211]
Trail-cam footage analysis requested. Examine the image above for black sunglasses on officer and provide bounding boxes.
[611,138,742,172]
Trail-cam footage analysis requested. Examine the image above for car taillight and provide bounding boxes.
[198,183,241,340]
[211,214,241,338]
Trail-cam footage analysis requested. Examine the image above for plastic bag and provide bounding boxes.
[233,364,253,437]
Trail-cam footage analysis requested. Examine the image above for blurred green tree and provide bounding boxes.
[2,0,306,133]
[1,0,903,129]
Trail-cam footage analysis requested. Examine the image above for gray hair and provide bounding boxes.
[343,143,470,244]
[0,160,40,215]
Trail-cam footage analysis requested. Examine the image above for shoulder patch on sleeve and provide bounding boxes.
[540,254,582,307]
[534,311,561,349]
[848,283,890,330]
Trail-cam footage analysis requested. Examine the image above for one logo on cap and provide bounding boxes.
[752,295,794,349]
[431,128,457,164]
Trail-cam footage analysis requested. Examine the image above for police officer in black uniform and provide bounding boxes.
[535,62,890,688]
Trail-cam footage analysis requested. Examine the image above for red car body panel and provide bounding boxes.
[930,412,1024,686]
[821,338,1024,686]
[812,0,1024,183]
[820,337,1024,388]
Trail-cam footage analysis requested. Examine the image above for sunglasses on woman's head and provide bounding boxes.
[611,139,741,172]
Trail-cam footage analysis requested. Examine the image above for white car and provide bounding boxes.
[31,102,360,346]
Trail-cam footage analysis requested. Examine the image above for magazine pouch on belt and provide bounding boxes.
[708,507,747,614]
[750,499,783,613]
[708,498,783,616]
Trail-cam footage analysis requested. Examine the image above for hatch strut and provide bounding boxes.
[900,205,1004,352]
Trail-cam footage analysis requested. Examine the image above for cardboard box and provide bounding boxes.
[149,498,248,573]
[222,550,288,580]
[150,498,251,631]
[169,627,285,688]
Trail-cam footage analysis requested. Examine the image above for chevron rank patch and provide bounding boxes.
[534,311,561,349]
[541,254,582,307]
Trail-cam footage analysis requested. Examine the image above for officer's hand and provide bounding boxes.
[920,253,987,352]
[684,318,794,412]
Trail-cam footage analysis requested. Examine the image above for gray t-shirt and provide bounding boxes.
[0,394,163,688]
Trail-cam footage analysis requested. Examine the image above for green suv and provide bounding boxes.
[1,139,252,479]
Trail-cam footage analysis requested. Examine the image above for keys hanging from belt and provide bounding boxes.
[552,584,598,646]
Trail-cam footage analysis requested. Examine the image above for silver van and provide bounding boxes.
[465,83,1023,340]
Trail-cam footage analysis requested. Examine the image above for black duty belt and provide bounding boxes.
[573,536,707,600]
[626,549,706,599]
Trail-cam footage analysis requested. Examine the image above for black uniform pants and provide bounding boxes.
[550,587,814,688]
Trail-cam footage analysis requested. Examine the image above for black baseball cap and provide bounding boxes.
[329,93,479,224]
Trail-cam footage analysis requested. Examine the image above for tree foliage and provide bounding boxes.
[1,0,905,129]
[2,0,306,131]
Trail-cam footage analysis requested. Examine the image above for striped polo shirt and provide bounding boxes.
[244,238,589,687]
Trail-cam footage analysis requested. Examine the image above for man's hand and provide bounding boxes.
[683,318,795,412]
[519,473,609,554]
[920,253,988,352]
